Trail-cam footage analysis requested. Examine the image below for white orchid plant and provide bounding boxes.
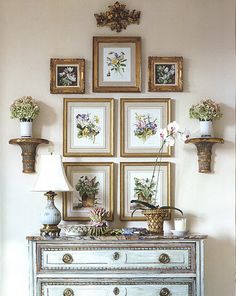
[131,121,189,213]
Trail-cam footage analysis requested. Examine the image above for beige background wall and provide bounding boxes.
[0,0,235,295]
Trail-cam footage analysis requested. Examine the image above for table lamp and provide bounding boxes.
[32,154,73,238]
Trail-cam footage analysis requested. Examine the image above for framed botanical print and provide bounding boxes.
[50,58,85,94]
[93,36,141,92]
[120,98,171,157]
[120,162,171,221]
[63,162,114,221]
[148,57,183,92]
[63,98,114,157]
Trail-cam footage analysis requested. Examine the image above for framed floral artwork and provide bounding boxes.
[120,98,171,157]
[93,36,141,92]
[63,162,114,221]
[148,57,183,92]
[120,162,171,221]
[63,98,114,157]
[50,58,85,94]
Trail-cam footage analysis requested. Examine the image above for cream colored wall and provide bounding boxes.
[0,0,235,295]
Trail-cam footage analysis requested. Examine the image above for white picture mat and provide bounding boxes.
[66,165,110,219]
[98,42,136,87]
[123,165,168,219]
[124,101,169,154]
[66,101,111,154]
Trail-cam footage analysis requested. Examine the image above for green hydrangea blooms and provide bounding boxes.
[10,96,40,121]
[189,99,222,121]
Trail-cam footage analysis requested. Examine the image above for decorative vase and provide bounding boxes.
[20,120,32,137]
[41,197,61,226]
[199,120,213,137]
[82,193,95,207]
[142,208,167,234]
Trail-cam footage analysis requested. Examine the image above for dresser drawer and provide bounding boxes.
[40,278,195,296]
[37,242,195,274]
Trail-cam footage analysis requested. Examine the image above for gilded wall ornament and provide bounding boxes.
[94,2,141,33]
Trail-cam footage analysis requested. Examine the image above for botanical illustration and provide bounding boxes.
[75,176,100,208]
[57,66,78,86]
[133,113,158,142]
[76,113,100,144]
[132,177,157,209]
[106,51,127,77]
[155,63,175,85]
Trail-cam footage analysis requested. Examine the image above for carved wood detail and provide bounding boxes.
[9,138,49,173]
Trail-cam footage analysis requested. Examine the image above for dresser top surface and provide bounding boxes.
[26,233,207,242]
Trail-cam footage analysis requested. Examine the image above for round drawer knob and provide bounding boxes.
[113,252,120,260]
[63,288,74,296]
[159,253,170,264]
[62,253,73,264]
[113,287,120,295]
[160,288,170,296]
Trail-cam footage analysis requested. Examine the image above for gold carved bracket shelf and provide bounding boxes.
[185,137,224,173]
[9,138,49,173]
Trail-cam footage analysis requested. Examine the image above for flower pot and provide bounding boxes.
[82,193,95,207]
[199,120,213,137]
[142,208,167,234]
[20,121,32,137]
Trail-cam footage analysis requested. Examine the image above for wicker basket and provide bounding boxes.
[142,208,167,234]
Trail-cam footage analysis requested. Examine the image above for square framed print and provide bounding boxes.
[50,58,85,94]
[148,57,183,92]
[93,36,141,92]
[63,162,114,221]
[63,98,114,157]
[120,98,171,157]
[120,162,171,221]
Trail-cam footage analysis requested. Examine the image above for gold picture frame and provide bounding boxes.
[120,98,172,157]
[63,98,114,157]
[93,36,141,92]
[120,162,171,221]
[50,58,85,94]
[63,162,114,221]
[148,57,183,92]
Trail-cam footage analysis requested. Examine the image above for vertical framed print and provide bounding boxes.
[120,162,171,221]
[148,57,183,92]
[50,58,85,94]
[93,36,141,92]
[63,162,114,221]
[63,98,114,157]
[120,98,171,157]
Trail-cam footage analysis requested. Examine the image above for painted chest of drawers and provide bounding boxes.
[27,234,207,296]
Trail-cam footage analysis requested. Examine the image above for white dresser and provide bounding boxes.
[27,234,207,296]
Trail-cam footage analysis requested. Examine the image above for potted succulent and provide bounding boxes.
[10,96,40,137]
[189,99,222,137]
[131,200,183,234]
[75,176,99,207]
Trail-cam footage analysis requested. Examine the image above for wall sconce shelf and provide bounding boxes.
[185,137,224,173]
[9,138,49,173]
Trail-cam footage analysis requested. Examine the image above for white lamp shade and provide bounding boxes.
[32,155,73,192]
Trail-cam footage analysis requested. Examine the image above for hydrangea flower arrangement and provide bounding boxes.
[189,99,222,121]
[10,96,40,122]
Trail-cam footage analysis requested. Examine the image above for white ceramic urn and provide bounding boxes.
[199,120,213,137]
[20,121,32,137]
[40,198,61,226]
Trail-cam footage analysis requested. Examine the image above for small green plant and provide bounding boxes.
[130,200,183,217]
[10,96,40,122]
[189,99,222,121]
[75,176,99,197]
[134,177,156,204]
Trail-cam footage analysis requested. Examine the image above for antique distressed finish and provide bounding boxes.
[9,138,49,173]
[27,235,206,296]
[185,137,224,173]
[94,1,141,33]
